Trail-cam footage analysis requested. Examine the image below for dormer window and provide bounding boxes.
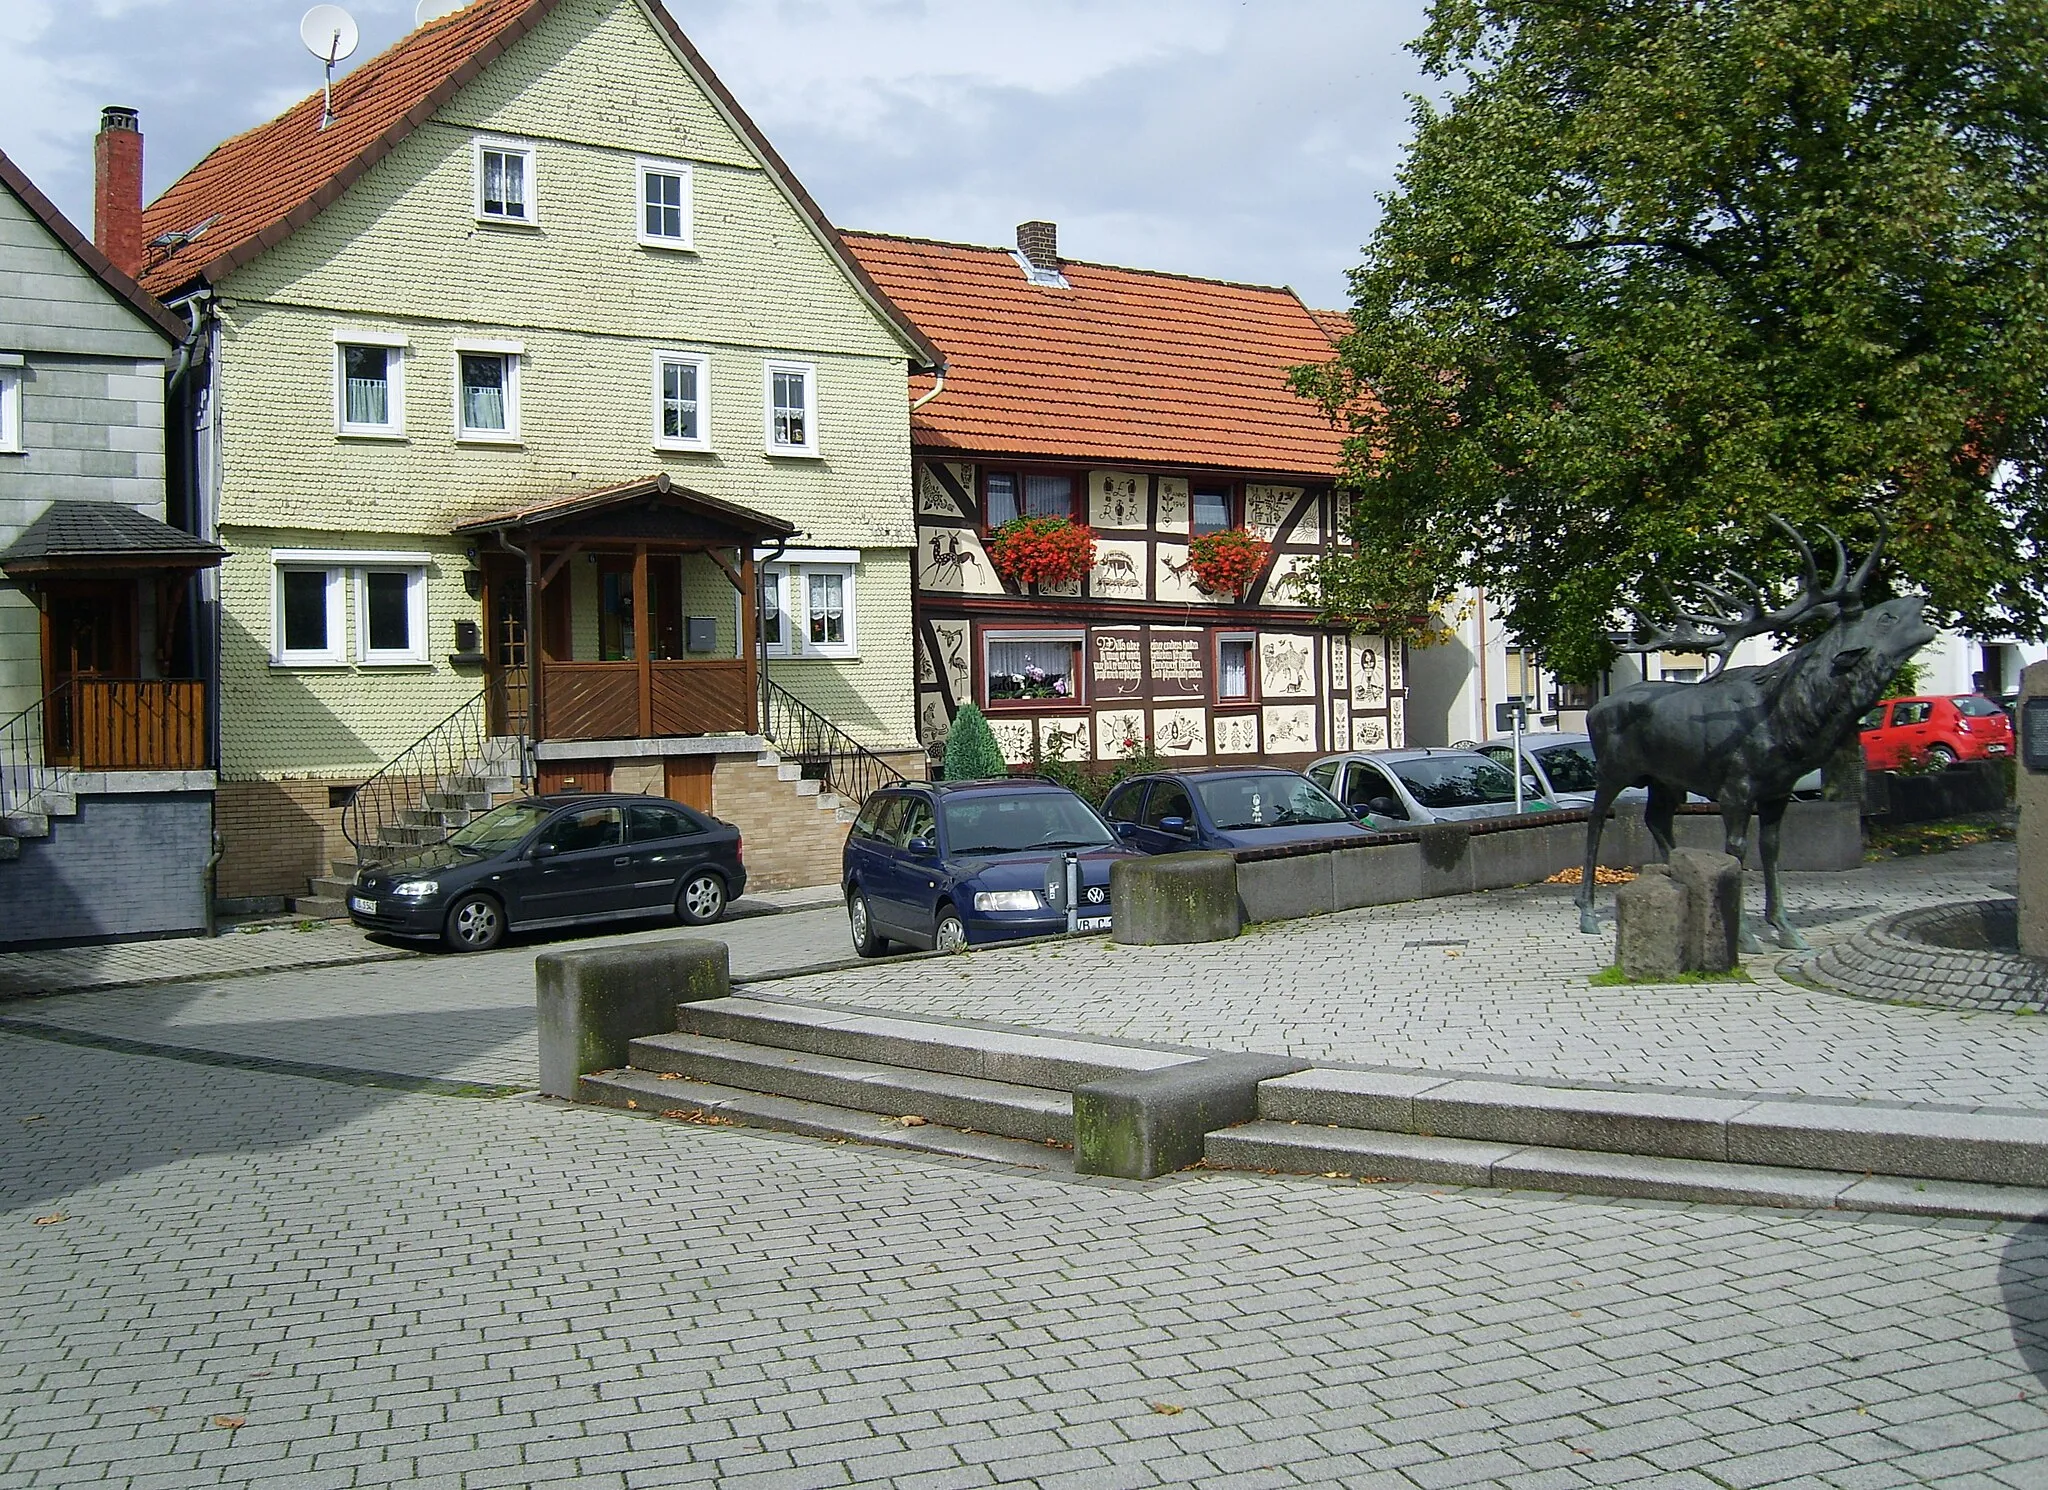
[474,139,535,224]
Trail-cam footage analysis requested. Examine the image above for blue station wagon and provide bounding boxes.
[842,779,1138,955]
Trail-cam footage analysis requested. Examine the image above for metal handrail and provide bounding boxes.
[341,690,519,857]
[761,679,909,808]
[0,684,68,817]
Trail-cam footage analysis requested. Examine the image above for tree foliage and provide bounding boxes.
[943,703,1009,781]
[1296,0,2048,679]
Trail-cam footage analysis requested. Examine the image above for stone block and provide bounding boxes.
[1075,1053,1309,1179]
[538,938,729,1099]
[1255,1067,1447,1128]
[1415,822,1473,897]
[1727,1101,2048,1188]
[1414,1079,1733,1162]
[1668,848,1743,971]
[1235,851,1334,924]
[1775,800,1863,871]
[1331,841,1424,910]
[1110,852,1240,944]
[1616,863,1689,980]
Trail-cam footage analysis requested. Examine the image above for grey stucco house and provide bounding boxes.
[0,120,222,946]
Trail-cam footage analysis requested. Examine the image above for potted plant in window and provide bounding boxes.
[1186,527,1269,598]
[986,515,1097,592]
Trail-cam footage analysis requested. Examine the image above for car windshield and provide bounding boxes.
[445,801,553,853]
[1533,744,1601,793]
[1391,755,1521,808]
[1954,696,2006,718]
[1193,775,1349,830]
[941,793,1113,855]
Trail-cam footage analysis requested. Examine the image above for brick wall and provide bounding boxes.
[215,777,361,901]
[0,790,213,948]
[711,757,851,892]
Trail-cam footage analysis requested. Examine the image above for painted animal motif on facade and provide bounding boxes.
[1154,546,1202,602]
[919,691,950,744]
[1262,704,1316,753]
[1090,472,1146,530]
[922,531,984,591]
[1261,635,1314,698]
[930,619,971,701]
[1089,541,1146,599]
[1039,717,1091,760]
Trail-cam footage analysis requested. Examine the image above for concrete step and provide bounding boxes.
[377,823,449,847]
[425,790,491,812]
[674,996,1199,1093]
[1,812,50,838]
[290,894,348,920]
[578,1069,1075,1172]
[1256,1068,2048,1189]
[776,762,804,783]
[755,750,782,768]
[1204,1121,2048,1222]
[627,1031,1073,1142]
[309,874,354,899]
[0,836,18,862]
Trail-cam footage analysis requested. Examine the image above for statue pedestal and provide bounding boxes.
[2020,662,2048,960]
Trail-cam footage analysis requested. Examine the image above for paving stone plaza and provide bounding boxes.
[7,844,2048,1487]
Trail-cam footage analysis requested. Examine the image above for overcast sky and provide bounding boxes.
[2,0,1431,308]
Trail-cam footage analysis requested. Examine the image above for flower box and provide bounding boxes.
[987,515,1097,590]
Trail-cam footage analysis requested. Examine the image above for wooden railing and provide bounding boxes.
[48,679,208,771]
[539,659,753,740]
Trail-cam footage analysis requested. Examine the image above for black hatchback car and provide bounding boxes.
[348,794,745,952]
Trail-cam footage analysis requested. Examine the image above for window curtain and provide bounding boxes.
[1219,641,1251,698]
[462,356,506,430]
[773,370,806,445]
[662,361,697,440]
[808,573,844,645]
[343,347,388,426]
[987,637,1078,700]
[484,153,525,217]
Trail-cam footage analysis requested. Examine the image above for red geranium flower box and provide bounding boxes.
[1187,527,1269,597]
[987,516,1098,589]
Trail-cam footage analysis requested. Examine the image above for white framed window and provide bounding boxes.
[355,566,429,665]
[332,329,407,437]
[763,359,817,456]
[453,340,522,443]
[1217,634,1257,702]
[474,138,536,224]
[636,158,693,249]
[652,350,710,451]
[804,568,854,657]
[273,564,346,666]
[758,564,792,658]
[0,358,21,454]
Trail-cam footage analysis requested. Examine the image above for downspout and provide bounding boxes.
[909,365,948,413]
[756,536,790,741]
[497,529,537,783]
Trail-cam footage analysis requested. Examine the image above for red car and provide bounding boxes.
[1859,695,2014,770]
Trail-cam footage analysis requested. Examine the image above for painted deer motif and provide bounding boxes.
[924,532,980,586]
[1094,552,1141,590]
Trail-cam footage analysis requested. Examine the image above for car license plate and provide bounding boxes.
[1075,916,1111,933]
[348,895,376,915]
[1988,743,2010,755]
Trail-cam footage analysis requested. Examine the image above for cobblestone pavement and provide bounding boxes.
[0,903,853,1089]
[5,1031,2048,1490]
[0,886,842,1001]
[765,844,2046,1110]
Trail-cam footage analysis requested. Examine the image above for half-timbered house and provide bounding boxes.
[843,224,1406,771]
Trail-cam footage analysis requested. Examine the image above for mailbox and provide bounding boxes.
[686,616,719,653]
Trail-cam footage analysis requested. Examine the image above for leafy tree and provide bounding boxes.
[1296,0,2048,679]
[943,703,1008,781]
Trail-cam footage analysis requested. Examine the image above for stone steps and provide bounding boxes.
[1204,1121,2048,1222]
[626,1030,1074,1142]
[578,1069,1076,1171]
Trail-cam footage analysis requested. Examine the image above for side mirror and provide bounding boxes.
[1159,816,1190,835]
[1349,804,1374,821]
[530,842,558,860]
[1522,775,1543,793]
[1368,796,1401,818]
[906,836,936,857]
[1114,821,1140,839]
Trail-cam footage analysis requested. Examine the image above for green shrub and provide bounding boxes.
[943,703,1008,781]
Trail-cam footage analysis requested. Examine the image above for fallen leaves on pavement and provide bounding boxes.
[1150,1403,1184,1416]
[1545,866,1636,886]
[32,1213,65,1226]
[212,1415,245,1430]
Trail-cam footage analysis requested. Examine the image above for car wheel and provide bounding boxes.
[848,890,887,958]
[1927,744,1959,767]
[443,892,504,953]
[933,907,968,956]
[677,870,727,926]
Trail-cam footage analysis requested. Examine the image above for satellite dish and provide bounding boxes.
[300,5,358,129]
[299,5,359,63]
[415,0,463,25]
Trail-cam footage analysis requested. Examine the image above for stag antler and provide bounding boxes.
[1628,516,1886,676]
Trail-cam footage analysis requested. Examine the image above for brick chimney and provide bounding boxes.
[1016,220,1059,272]
[94,106,144,279]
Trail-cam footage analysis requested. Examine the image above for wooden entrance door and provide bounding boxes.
[43,582,135,763]
[481,557,529,737]
[663,755,713,813]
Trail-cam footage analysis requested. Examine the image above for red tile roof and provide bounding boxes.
[841,231,1345,479]
[1310,308,1354,342]
[135,1,940,367]
[140,0,560,298]
[0,148,186,342]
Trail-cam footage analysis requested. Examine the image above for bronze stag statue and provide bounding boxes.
[1577,519,1935,950]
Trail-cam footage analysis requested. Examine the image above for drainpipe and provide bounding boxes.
[909,365,949,414]
[756,536,790,740]
[497,530,537,782]
[203,830,224,937]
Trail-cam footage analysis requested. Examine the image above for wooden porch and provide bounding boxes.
[457,474,796,746]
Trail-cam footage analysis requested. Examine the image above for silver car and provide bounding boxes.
[1477,732,1629,809]
[1306,748,1556,827]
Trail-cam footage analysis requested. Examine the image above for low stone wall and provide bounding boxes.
[1863,761,2010,824]
[1232,800,1861,928]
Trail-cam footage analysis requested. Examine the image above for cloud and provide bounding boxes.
[0,0,1428,305]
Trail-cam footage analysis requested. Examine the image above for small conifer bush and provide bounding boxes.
[943,703,1008,781]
